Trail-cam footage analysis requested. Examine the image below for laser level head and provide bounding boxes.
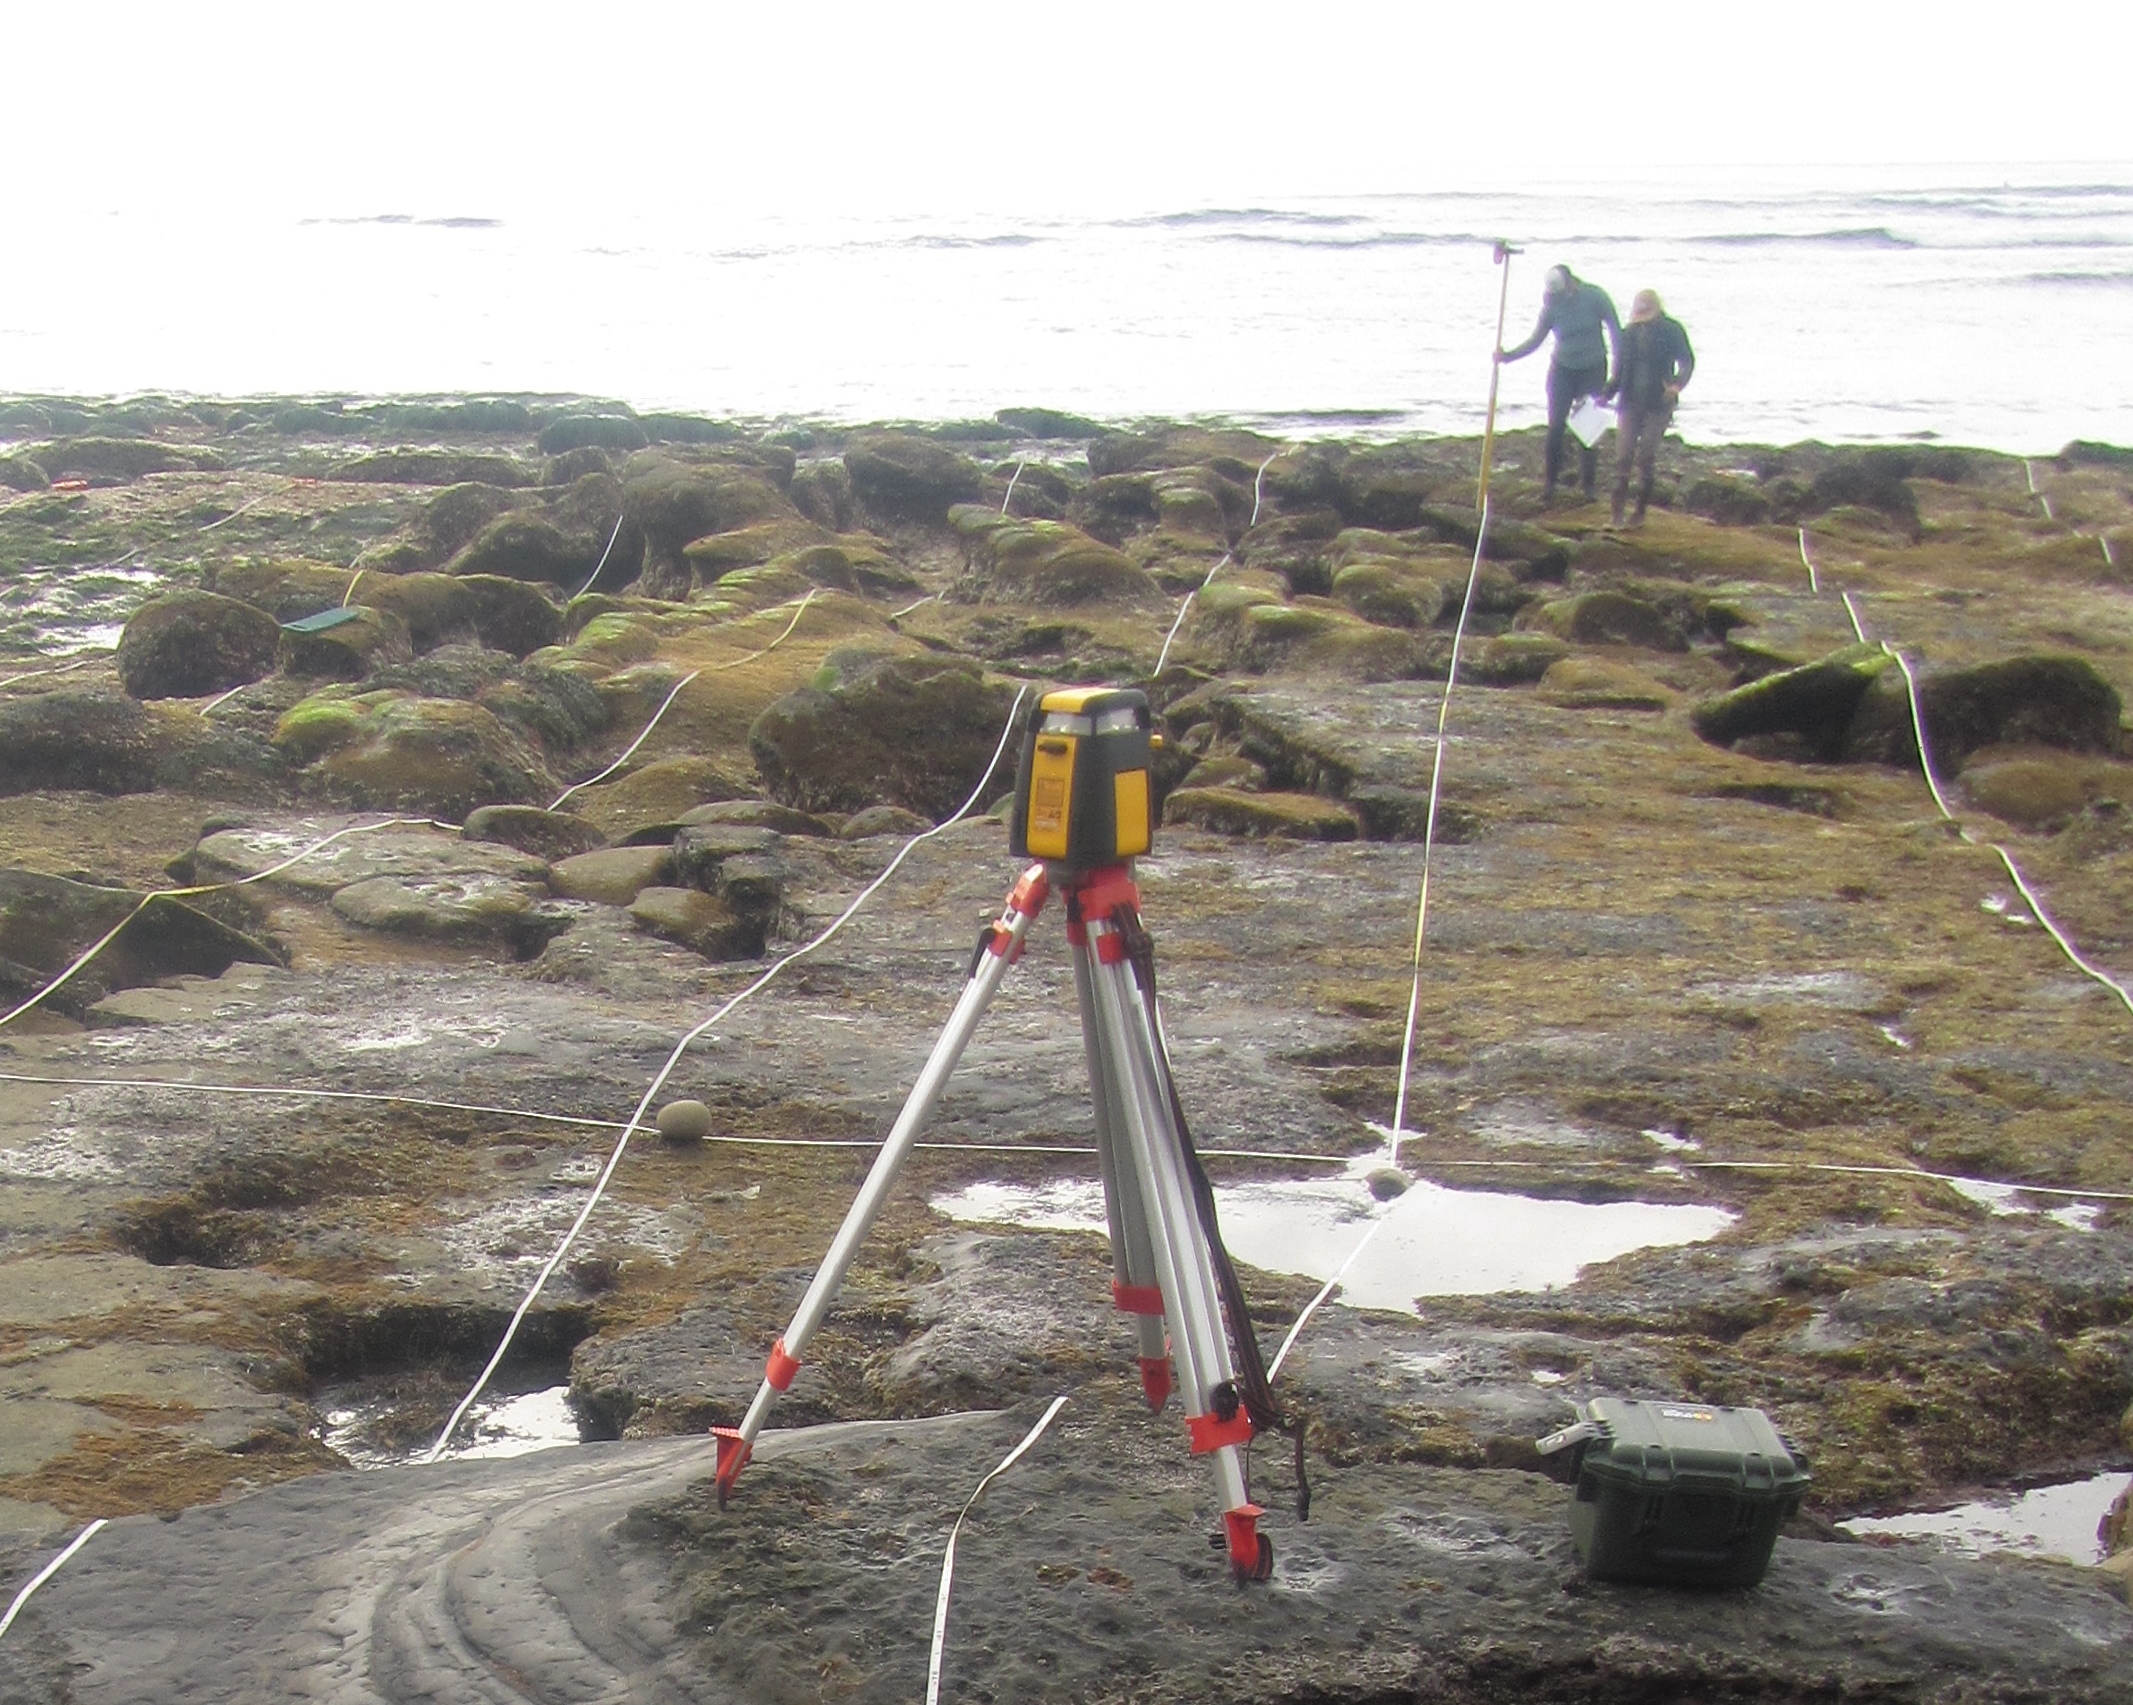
[1009,686,1155,872]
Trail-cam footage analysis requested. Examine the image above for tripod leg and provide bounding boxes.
[1071,923,1170,1409]
[713,864,1052,1502]
[1079,887,1267,1580]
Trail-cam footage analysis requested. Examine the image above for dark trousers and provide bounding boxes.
[1613,398,1674,520]
[1545,362,1607,496]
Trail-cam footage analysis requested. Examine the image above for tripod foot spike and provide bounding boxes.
[1223,1505,1272,1582]
[712,1427,751,1506]
[1138,1356,1172,1412]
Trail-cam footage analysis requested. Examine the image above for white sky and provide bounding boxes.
[12,2,2130,220]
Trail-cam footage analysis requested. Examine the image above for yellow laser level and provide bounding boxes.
[1009,686,1155,870]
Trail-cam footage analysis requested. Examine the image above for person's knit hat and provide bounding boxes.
[1628,289,1664,324]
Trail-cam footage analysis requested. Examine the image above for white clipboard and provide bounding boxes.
[1567,395,1612,449]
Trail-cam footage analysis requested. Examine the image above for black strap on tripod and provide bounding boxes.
[1114,904,1311,1523]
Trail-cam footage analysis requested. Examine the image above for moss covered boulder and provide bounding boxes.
[1194,586,1446,682]
[440,511,596,587]
[0,453,49,493]
[353,482,525,574]
[550,844,676,906]
[329,871,553,945]
[1161,786,1361,840]
[1469,632,1570,686]
[538,414,649,455]
[333,449,532,487]
[948,508,1161,608]
[1536,657,1673,712]
[0,689,164,794]
[1522,589,1687,651]
[844,433,984,523]
[116,591,282,700]
[32,438,224,482]
[273,692,554,816]
[0,870,280,1014]
[277,605,414,681]
[622,457,794,597]
[749,655,1019,818]
[463,804,606,861]
[1691,643,1894,760]
[628,885,760,958]
[1331,559,1451,629]
[567,755,749,839]
[1844,654,2125,770]
[1955,747,2133,829]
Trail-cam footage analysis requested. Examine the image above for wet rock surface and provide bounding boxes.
[3,401,2133,1698]
[1,1411,2127,1704]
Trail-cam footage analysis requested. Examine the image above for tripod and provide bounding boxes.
[711,854,1278,1581]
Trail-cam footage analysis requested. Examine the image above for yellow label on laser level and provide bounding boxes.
[1024,735,1077,860]
[1113,768,1150,858]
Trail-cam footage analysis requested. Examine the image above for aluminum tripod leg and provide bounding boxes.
[1070,928,1170,1409]
[1074,875,1266,1578]
[713,865,1052,1500]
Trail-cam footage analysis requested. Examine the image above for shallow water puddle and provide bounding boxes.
[931,1169,1734,1313]
[1839,1471,2130,1565]
[322,1384,580,1469]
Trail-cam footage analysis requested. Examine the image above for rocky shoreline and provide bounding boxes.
[2,394,2132,1698]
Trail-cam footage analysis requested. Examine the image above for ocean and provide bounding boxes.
[2,165,2129,455]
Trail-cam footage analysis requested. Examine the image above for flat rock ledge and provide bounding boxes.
[0,1406,2125,1704]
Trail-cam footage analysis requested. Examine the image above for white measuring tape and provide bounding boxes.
[924,1397,1070,1705]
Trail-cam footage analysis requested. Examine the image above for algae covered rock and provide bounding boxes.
[844,433,984,522]
[622,457,793,596]
[948,507,1160,608]
[0,688,164,794]
[329,871,553,945]
[463,804,606,862]
[1161,785,1361,840]
[1469,632,1570,686]
[445,511,604,587]
[116,590,282,700]
[1955,748,2133,830]
[33,437,225,481]
[1691,643,1892,760]
[549,844,676,906]
[538,414,649,455]
[1845,654,2124,770]
[273,693,555,816]
[332,449,533,487]
[1522,589,1687,651]
[353,482,524,574]
[0,870,281,1014]
[839,804,932,839]
[749,655,1019,818]
[277,605,414,681]
[1330,559,1450,629]
[629,885,760,958]
[1197,586,1447,683]
[566,754,750,839]
[677,799,834,836]
[1536,657,1673,711]
[0,453,49,492]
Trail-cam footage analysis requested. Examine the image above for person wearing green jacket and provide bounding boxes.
[1604,289,1696,528]
[1497,264,1621,502]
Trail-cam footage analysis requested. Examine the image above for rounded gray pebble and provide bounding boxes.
[655,1099,714,1142]
[1364,1166,1410,1201]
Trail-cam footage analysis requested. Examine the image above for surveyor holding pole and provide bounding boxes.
[1604,288,1696,529]
[1495,263,1620,504]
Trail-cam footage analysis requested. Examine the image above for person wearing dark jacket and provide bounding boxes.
[1604,289,1696,527]
[1496,263,1620,501]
